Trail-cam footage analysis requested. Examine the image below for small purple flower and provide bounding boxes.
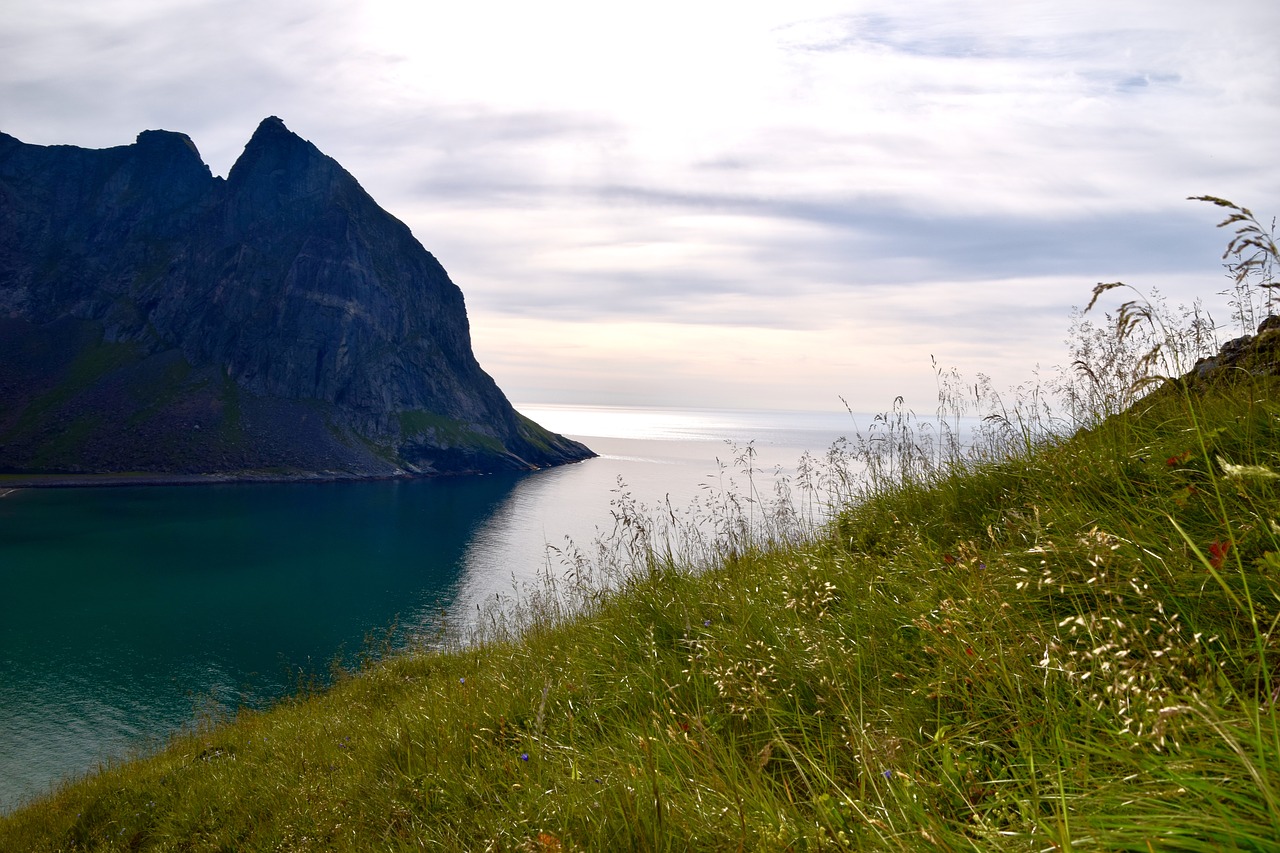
[459,677,465,684]
[703,619,712,627]
[882,769,892,779]
[520,752,530,762]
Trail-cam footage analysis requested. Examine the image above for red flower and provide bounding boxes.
[1208,540,1232,570]
[1167,450,1192,467]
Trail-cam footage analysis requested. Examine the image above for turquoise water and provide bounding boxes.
[0,405,857,813]
[0,475,523,813]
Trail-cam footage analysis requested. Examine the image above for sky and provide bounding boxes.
[3,0,1279,414]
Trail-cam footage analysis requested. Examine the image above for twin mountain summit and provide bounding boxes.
[0,117,594,481]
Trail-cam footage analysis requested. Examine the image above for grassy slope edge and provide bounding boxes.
[3,373,1277,852]
[2,211,1279,852]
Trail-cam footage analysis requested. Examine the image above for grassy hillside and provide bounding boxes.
[2,201,1278,851]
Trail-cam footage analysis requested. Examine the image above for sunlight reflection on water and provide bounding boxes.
[518,403,860,445]
[444,405,861,633]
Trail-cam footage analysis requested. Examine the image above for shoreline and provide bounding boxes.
[0,469,516,491]
[0,471,415,490]
[0,454,598,490]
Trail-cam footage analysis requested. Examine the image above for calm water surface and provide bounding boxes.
[0,405,856,813]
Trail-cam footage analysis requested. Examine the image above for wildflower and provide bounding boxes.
[703,619,712,627]
[459,677,465,684]
[1208,540,1232,570]
[1166,450,1192,467]
[882,769,893,779]
[520,752,530,762]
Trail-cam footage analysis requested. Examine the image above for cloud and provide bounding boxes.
[397,185,1226,324]
[0,0,362,167]
[3,0,1279,410]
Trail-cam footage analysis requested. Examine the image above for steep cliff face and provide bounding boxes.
[0,118,592,478]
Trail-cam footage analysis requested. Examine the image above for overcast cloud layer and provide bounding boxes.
[4,0,1279,412]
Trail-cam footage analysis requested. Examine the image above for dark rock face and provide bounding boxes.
[0,118,593,478]
[1189,315,1280,384]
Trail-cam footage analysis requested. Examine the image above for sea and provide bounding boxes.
[0,404,863,814]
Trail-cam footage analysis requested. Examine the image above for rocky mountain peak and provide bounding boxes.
[230,117,324,179]
[123,129,214,210]
[223,118,358,231]
[0,119,593,480]
[134,128,204,160]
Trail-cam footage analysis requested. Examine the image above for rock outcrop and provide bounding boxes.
[1188,315,1280,384]
[0,118,593,479]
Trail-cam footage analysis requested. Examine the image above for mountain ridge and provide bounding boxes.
[0,118,593,480]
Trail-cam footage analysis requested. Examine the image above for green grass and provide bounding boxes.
[2,202,1278,850]
[216,373,246,448]
[2,335,140,444]
[398,409,504,454]
[30,413,103,468]
[516,412,564,454]
[123,356,194,430]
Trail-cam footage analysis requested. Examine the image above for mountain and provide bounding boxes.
[0,117,593,480]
